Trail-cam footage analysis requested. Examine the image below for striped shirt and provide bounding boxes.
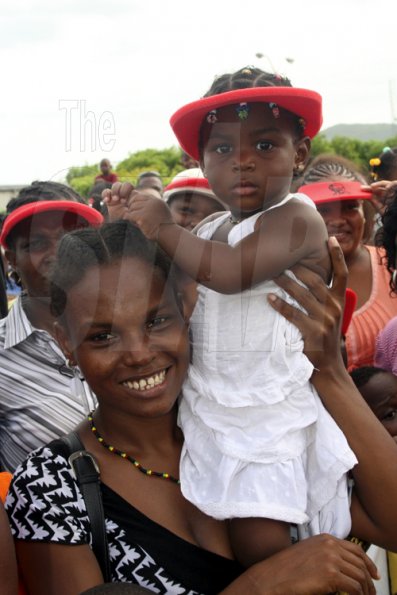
[0,296,96,472]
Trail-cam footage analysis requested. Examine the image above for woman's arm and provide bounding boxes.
[124,190,328,293]
[16,535,377,595]
[221,534,378,595]
[269,237,397,552]
[16,541,103,595]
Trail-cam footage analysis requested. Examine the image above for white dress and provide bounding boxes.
[178,193,357,538]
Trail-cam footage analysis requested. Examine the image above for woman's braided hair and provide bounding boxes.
[50,220,176,319]
[294,154,375,243]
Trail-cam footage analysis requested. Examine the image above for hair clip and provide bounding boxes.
[241,68,252,75]
[206,109,218,124]
[369,158,381,167]
[236,102,250,121]
[268,102,280,119]
[298,117,306,130]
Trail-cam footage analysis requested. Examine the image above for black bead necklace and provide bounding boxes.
[88,412,181,486]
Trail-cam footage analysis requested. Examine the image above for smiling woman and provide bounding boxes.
[298,161,397,370]
[5,221,397,595]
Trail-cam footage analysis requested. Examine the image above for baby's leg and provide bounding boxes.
[229,517,291,567]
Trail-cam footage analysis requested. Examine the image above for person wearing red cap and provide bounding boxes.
[105,67,361,566]
[164,168,225,231]
[0,181,103,472]
[298,159,397,371]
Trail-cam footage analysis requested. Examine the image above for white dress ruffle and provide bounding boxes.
[178,194,357,536]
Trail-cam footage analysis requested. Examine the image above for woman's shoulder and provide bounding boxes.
[7,438,76,508]
[11,438,71,477]
[6,439,89,544]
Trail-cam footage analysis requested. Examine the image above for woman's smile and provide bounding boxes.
[120,367,169,395]
[57,256,190,418]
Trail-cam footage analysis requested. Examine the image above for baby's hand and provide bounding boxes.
[126,192,174,240]
[102,182,131,222]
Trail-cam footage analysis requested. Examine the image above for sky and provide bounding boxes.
[1,0,396,186]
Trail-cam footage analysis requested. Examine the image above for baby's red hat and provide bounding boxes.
[0,200,104,249]
[299,180,372,204]
[170,87,323,161]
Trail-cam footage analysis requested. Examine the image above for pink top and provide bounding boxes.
[346,246,397,370]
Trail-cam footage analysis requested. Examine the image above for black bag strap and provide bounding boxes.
[62,431,111,583]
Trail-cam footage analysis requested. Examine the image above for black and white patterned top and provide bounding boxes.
[6,440,242,594]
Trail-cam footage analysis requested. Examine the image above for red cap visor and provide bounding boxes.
[298,181,372,205]
[0,200,103,249]
[170,86,322,160]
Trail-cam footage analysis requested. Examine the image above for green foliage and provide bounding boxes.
[311,134,334,157]
[68,175,96,198]
[66,164,98,185]
[117,147,182,186]
[66,135,397,198]
[67,147,183,198]
[310,134,397,178]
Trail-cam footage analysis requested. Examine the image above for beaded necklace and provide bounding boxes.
[88,412,181,486]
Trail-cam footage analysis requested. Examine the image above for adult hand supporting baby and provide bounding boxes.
[270,236,397,553]
[221,533,377,595]
[269,235,346,375]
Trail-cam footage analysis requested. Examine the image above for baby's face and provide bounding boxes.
[360,371,397,442]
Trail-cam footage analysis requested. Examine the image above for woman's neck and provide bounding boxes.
[92,404,183,455]
[344,243,368,268]
[21,294,56,335]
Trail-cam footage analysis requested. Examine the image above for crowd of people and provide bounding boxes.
[1,66,397,594]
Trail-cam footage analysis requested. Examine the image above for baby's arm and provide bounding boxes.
[124,188,329,293]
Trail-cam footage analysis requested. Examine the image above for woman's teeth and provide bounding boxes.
[123,369,166,391]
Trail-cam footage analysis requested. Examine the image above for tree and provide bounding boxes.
[67,148,183,198]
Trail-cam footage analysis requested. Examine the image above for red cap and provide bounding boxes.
[298,181,372,205]
[163,167,224,206]
[342,288,357,336]
[0,200,104,249]
[170,86,323,160]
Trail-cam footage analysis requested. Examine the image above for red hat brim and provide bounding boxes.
[0,200,104,249]
[170,87,323,161]
[298,181,373,205]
